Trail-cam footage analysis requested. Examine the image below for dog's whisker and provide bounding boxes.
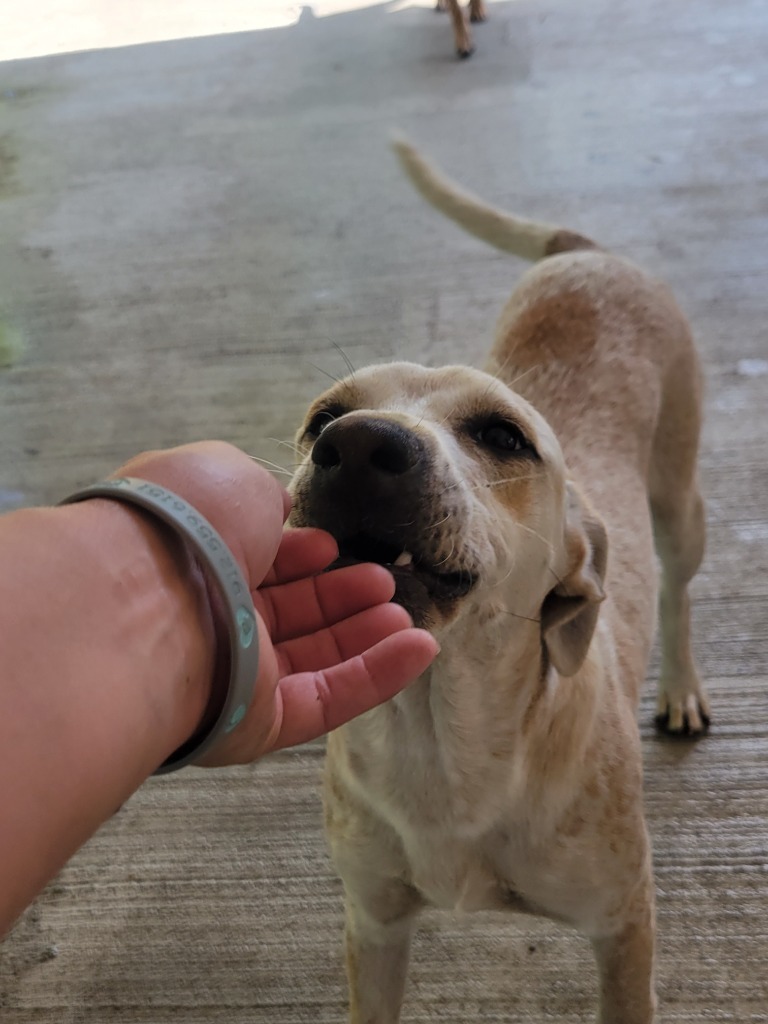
[478,350,534,402]
[427,509,453,529]
[547,565,570,594]
[308,362,343,386]
[436,474,540,502]
[431,409,454,429]
[269,437,304,458]
[482,502,555,561]
[247,454,294,477]
[433,541,455,568]
[498,608,541,624]
[438,481,460,496]
[489,556,519,591]
[475,474,539,491]
[436,474,533,503]
[332,341,357,379]
[508,364,541,390]
[474,359,542,429]
[510,518,555,555]
[479,358,511,402]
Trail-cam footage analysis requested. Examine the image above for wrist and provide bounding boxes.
[54,499,217,766]
[59,478,261,771]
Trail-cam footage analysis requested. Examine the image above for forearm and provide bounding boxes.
[0,499,213,936]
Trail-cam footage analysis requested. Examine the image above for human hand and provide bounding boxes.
[112,441,439,766]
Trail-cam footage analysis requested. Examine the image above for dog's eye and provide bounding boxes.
[476,419,533,455]
[306,407,343,439]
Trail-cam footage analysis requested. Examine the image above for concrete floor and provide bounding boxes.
[1,0,767,1020]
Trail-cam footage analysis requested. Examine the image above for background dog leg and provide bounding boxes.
[440,0,474,58]
[468,0,487,23]
[591,899,657,1024]
[343,884,421,1024]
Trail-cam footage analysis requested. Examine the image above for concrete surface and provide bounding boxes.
[1,0,767,1020]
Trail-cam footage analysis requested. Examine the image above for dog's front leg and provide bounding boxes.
[591,888,656,1024]
[343,883,422,1024]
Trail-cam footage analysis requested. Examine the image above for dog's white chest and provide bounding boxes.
[404,831,506,912]
[334,680,529,914]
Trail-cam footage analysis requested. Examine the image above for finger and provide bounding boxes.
[276,602,413,674]
[259,528,339,587]
[258,562,397,643]
[272,629,439,751]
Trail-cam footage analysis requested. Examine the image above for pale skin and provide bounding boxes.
[0,441,439,939]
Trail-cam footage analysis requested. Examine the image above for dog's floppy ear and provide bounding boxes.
[541,482,608,677]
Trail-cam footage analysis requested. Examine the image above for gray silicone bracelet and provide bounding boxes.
[60,477,259,773]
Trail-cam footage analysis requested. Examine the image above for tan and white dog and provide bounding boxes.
[289,140,710,1023]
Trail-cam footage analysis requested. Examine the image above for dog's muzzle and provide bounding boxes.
[294,416,477,626]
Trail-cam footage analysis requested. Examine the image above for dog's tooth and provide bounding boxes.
[394,551,413,567]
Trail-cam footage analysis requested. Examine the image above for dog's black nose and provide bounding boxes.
[303,416,428,545]
[312,417,424,478]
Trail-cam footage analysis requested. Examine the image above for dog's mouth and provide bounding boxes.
[335,532,477,605]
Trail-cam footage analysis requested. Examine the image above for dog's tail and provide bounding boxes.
[392,137,598,261]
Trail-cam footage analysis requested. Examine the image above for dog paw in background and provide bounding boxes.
[435,0,488,58]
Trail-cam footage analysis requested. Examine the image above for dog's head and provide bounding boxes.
[290,362,606,676]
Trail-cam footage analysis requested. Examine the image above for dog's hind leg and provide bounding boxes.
[648,336,711,735]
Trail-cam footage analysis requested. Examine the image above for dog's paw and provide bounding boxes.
[655,691,711,738]
[457,45,474,58]
[469,3,487,23]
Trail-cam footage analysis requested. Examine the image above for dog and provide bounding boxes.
[288,139,711,1023]
[436,0,487,58]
